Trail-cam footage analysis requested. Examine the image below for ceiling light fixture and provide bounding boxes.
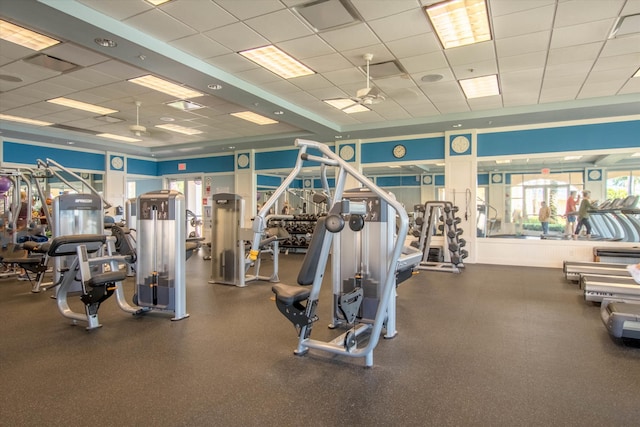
[273,110,284,115]
[155,123,203,135]
[146,0,173,5]
[634,67,640,78]
[564,155,583,160]
[459,74,499,98]
[0,19,60,51]
[94,38,117,48]
[208,83,223,90]
[452,123,462,128]
[47,97,118,115]
[128,75,203,99]
[425,0,491,49]
[230,111,278,125]
[96,133,142,143]
[166,100,204,111]
[323,99,370,114]
[609,13,640,39]
[495,159,511,164]
[239,45,315,79]
[0,113,53,126]
[631,152,640,157]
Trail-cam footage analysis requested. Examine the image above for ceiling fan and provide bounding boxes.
[350,53,385,106]
[129,101,148,137]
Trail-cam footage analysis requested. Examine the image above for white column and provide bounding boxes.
[234,151,256,226]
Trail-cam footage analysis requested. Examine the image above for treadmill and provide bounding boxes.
[582,276,640,303]
[601,299,640,339]
[563,261,630,282]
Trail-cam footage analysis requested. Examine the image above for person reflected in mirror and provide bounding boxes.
[574,190,593,239]
[563,190,580,236]
[538,201,550,236]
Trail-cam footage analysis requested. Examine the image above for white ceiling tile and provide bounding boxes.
[374,75,417,92]
[592,53,640,72]
[490,0,556,17]
[503,92,540,108]
[403,102,440,118]
[452,60,498,80]
[578,79,625,98]
[261,79,301,95]
[550,19,616,49]
[618,77,640,94]
[467,95,503,110]
[235,67,282,85]
[493,5,555,39]
[307,86,349,101]
[290,74,334,92]
[368,8,430,42]
[245,9,313,43]
[495,31,551,57]
[277,35,336,59]
[390,88,431,106]
[319,23,381,52]
[376,107,413,121]
[1,60,61,84]
[204,22,268,52]
[422,80,464,98]
[545,60,594,78]
[347,110,384,123]
[539,85,580,102]
[385,33,441,58]
[161,0,237,31]
[77,0,152,21]
[546,42,603,66]
[303,53,353,73]
[432,99,470,114]
[215,0,285,20]
[351,0,420,21]
[124,9,197,42]
[499,51,547,73]
[444,41,495,66]
[500,68,544,92]
[621,0,640,14]
[44,43,110,67]
[400,51,448,74]
[89,60,146,80]
[205,53,256,73]
[586,67,636,84]
[600,34,640,57]
[542,73,585,89]
[323,67,368,86]
[170,34,231,59]
[555,0,625,27]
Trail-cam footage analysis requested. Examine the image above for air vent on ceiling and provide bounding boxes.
[51,124,98,135]
[293,0,362,32]
[609,13,640,38]
[23,54,80,73]
[363,60,407,79]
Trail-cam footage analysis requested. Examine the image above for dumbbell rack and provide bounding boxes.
[271,214,319,254]
[412,201,468,273]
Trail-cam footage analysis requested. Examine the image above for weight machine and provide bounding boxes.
[253,139,420,367]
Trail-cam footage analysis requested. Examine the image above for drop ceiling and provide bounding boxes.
[0,0,639,160]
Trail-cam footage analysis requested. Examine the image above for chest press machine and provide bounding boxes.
[250,139,420,367]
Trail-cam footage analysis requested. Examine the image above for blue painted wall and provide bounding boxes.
[3,141,104,171]
[157,155,234,175]
[376,175,421,187]
[478,121,640,157]
[478,174,489,185]
[361,137,445,163]
[127,158,157,176]
[257,175,281,187]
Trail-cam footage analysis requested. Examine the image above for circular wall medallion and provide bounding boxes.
[339,145,355,161]
[110,156,124,170]
[422,175,432,185]
[451,136,470,154]
[237,153,250,168]
[588,170,601,180]
[392,144,406,159]
[491,173,502,183]
[304,179,312,188]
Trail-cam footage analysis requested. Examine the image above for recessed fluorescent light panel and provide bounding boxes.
[96,133,142,143]
[634,67,640,78]
[239,45,315,79]
[459,75,499,99]
[146,0,172,5]
[425,0,491,49]
[631,152,640,157]
[155,123,203,135]
[0,19,60,51]
[324,99,370,114]
[495,159,511,164]
[47,97,118,115]
[166,100,204,111]
[128,75,203,99]
[564,155,582,160]
[0,113,53,126]
[230,111,278,125]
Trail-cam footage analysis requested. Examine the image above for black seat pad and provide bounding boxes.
[86,271,127,287]
[272,283,310,305]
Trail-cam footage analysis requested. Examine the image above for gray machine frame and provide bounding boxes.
[252,139,417,367]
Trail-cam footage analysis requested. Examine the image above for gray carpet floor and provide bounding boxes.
[1,251,639,426]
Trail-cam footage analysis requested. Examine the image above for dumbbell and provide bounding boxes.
[447,229,463,239]
[415,217,424,226]
[445,217,461,226]
[460,249,468,259]
[458,238,466,248]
